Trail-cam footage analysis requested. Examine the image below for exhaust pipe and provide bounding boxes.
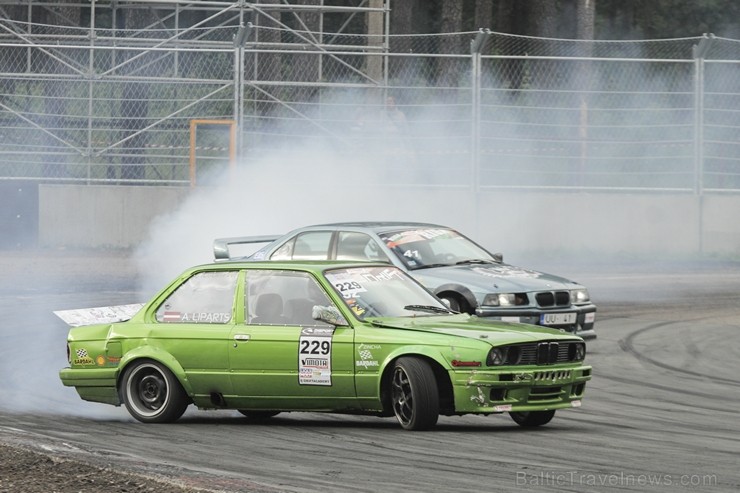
[210,392,227,407]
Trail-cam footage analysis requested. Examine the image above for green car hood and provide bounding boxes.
[367,314,583,346]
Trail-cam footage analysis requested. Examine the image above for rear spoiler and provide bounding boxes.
[213,235,280,260]
[55,303,145,327]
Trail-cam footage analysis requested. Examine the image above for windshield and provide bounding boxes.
[324,266,450,320]
[378,228,495,270]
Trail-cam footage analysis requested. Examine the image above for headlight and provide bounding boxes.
[570,288,590,304]
[486,346,522,366]
[569,342,586,361]
[487,347,506,365]
[482,293,525,307]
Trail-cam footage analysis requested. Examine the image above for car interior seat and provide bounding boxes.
[284,299,317,325]
[251,293,287,324]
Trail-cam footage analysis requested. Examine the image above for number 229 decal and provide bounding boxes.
[334,280,366,299]
[298,327,335,386]
[300,339,330,355]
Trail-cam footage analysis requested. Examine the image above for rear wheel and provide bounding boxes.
[391,357,439,430]
[238,410,281,419]
[121,360,188,423]
[509,410,556,427]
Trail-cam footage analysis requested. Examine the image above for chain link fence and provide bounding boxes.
[0,1,738,192]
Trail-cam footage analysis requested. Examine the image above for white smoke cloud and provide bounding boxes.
[132,136,478,296]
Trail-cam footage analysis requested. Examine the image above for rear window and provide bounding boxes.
[155,271,238,324]
[271,231,332,260]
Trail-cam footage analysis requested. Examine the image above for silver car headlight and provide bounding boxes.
[570,288,590,305]
[482,293,518,307]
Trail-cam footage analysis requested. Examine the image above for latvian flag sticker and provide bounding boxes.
[163,312,181,322]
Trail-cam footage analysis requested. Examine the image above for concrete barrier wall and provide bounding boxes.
[39,185,190,248]
[37,185,740,257]
[1,182,38,249]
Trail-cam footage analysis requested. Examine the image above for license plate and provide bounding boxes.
[540,312,576,325]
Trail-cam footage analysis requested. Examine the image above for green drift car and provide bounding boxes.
[59,262,591,430]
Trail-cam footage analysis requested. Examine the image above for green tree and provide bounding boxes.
[596,0,740,39]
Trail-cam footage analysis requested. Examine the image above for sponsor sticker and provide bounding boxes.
[571,400,582,408]
[355,343,381,369]
[493,404,513,412]
[73,348,95,366]
[179,312,231,323]
[298,327,334,386]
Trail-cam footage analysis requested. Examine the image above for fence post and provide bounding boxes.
[692,34,714,255]
[692,34,713,196]
[87,0,95,183]
[470,29,489,194]
[233,22,251,165]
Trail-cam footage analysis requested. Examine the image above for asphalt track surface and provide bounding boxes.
[1,251,739,492]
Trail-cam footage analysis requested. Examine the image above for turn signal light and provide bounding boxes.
[451,360,481,367]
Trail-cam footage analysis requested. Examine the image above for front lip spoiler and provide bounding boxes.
[574,327,596,340]
[475,304,596,318]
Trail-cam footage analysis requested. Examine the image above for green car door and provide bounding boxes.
[227,269,357,410]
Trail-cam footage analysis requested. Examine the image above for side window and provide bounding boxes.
[336,232,390,262]
[270,232,331,261]
[270,238,295,260]
[292,232,332,260]
[246,270,334,326]
[156,271,238,324]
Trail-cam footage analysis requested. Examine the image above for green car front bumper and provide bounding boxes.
[450,365,592,413]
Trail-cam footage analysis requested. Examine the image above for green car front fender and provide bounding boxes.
[378,345,452,397]
[355,344,453,412]
[380,345,451,372]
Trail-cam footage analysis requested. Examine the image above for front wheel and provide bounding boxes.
[438,295,461,312]
[509,410,556,427]
[437,294,472,314]
[391,357,439,430]
[121,360,188,423]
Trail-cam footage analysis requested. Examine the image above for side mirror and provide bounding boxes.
[312,305,349,327]
[492,252,503,262]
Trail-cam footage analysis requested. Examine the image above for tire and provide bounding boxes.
[438,294,472,314]
[438,295,461,312]
[120,360,189,423]
[509,410,556,427]
[238,410,281,419]
[390,357,439,430]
